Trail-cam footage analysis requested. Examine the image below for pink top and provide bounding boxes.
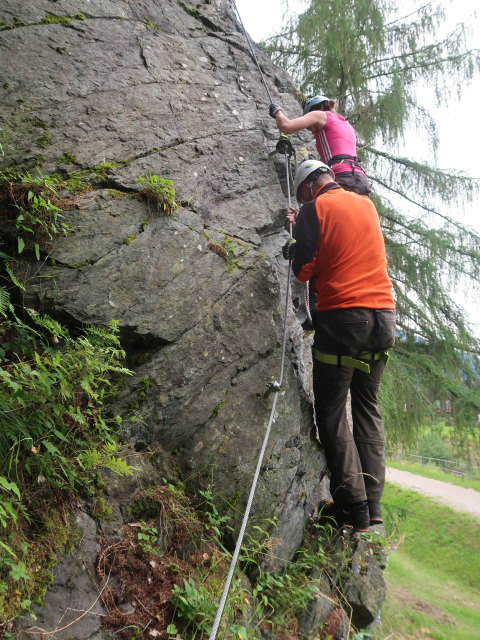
[313,112,365,175]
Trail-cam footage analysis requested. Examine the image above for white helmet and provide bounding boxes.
[293,159,334,201]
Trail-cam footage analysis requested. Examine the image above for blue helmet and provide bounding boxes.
[303,95,330,115]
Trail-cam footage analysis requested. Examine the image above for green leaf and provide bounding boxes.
[52,429,69,442]
[5,263,25,290]
[8,561,28,582]
[43,441,61,455]
[34,243,40,260]
[0,540,17,559]
[0,477,21,499]
[0,370,21,392]
[17,237,25,254]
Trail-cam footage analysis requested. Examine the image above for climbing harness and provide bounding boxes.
[328,153,365,177]
[313,348,390,374]
[208,120,296,640]
[328,153,361,166]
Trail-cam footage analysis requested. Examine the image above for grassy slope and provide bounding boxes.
[377,483,480,640]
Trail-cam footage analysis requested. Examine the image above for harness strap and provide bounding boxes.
[313,348,389,374]
[328,154,363,177]
[357,350,390,365]
[328,153,360,166]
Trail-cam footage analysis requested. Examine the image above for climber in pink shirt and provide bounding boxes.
[270,96,371,196]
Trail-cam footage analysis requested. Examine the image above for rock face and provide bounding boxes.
[16,510,104,640]
[1,0,386,636]
[1,0,325,552]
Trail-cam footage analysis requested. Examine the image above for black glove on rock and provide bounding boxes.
[269,103,282,118]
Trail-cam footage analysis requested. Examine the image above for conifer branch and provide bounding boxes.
[363,51,480,81]
[383,1,437,29]
[370,175,475,234]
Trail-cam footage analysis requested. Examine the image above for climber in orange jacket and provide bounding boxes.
[270,96,371,196]
[284,160,395,532]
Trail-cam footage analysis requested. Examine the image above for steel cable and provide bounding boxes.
[231,0,274,104]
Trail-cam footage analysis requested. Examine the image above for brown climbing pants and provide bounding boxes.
[312,308,396,504]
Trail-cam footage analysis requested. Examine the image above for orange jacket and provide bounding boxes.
[292,183,395,311]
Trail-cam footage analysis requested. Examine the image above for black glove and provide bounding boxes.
[269,103,282,118]
[282,238,296,260]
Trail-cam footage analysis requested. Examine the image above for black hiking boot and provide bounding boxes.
[317,500,370,532]
[367,500,383,525]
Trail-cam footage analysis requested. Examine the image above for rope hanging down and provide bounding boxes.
[232,0,274,104]
[208,145,295,640]
[208,8,301,637]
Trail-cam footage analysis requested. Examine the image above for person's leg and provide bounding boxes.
[313,358,367,503]
[350,360,386,503]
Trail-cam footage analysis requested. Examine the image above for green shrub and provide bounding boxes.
[0,170,71,258]
[137,175,178,214]
[0,310,132,494]
[0,249,133,625]
[172,577,218,635]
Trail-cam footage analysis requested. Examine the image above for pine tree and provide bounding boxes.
[263,0,480,445]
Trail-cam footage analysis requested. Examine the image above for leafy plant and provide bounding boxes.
[198,488,231,540]
[253,570,319,628]
[0,245,135,625]
[0,169,72,258]
[230,625,257,639]
[205,232,248,273]
[0,312,132,491]
[171,577,217,636]
[123,232,136,245]
[166,622,179,638]
[0,477,21,528]
[137,174,178,214]
[136,522,159,555]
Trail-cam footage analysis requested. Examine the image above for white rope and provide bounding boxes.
[208,149,295,640]
[303,281,313,327]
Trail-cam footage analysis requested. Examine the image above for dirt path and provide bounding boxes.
[385,467,480,520]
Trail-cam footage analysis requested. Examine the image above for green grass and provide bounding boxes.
[387,459,480,492]
[377,483,480,639]
[381,553,480,640]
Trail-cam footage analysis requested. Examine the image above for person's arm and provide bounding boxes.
[285,206,298,229]
[275,109,327,135]
[291,201,320,282]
